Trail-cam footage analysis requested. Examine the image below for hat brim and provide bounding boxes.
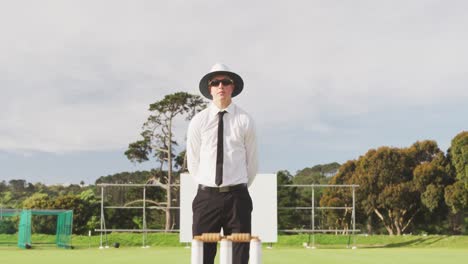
[199,71,244,100]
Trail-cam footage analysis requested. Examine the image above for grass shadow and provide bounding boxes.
[361,236,447,248]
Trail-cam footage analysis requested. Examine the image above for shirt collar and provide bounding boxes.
[209,102,236,116]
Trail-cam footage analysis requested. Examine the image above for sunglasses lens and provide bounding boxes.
[210,79,233,87]
[221,79,233,85]
[210,80,221,86]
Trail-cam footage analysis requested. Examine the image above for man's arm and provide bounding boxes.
[245,118,258,187]
[187,118,201,178]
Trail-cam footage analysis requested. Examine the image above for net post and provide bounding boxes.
[312,187,316,249]
[142,186,148,248]
[352,186,356,249]
[99,186,104,248]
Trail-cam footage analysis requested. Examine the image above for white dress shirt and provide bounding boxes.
[187,102,258,187]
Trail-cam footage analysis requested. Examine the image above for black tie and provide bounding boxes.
[215,111,227,186]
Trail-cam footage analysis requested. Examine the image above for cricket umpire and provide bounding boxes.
[187,63,258,264]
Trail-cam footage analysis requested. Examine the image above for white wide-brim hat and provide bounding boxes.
[199,63,244,100]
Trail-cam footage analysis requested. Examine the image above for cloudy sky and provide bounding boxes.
[1,0,467,184]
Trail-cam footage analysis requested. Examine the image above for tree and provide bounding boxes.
[413,153,451,212]
[8,179,28,193]
[444,181,467,214]
[323,141,450,235]
[450,131,468,186]
[51,194,99,234]
[125,92,206,231]
[174,150,187,172]
[444,131,468,234]
[0,181,7,193]
[444,181,468,234]
[294,162,339,184]
[79,190,102,232]
[352,147,417,235]
[0,191,14,208]
[0,218,16,234]
[277,170,302,230]
[292,163,340,229]
[22,193,54,233]
[320,161,357,234]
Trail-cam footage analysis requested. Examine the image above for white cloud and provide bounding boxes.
[1,0,467,154]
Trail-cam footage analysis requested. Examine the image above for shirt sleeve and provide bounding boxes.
[245,117,258,187]
[187,117,201,178]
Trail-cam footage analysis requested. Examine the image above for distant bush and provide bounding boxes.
[0,219,17,234]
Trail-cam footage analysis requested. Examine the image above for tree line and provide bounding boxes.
[279,132,467,235]
[0,133,466,235]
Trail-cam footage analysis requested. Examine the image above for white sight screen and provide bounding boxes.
[179,173,277,243]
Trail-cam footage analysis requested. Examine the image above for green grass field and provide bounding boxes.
[1,234,467,264]
[0,247,467,264]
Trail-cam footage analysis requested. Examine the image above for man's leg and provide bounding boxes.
[223,188,253,264]
[192,189,223,264]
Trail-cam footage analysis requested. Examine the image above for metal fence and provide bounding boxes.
[95,183,180,248]
[278,184,360,248]
[95,183,359,248]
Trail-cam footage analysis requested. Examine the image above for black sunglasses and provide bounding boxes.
[209,78,234,87]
